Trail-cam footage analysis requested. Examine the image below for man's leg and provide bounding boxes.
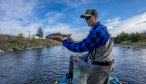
[87,65,113,84]
[104,75,109,84]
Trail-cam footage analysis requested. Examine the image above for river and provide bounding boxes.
[0,46,146,84]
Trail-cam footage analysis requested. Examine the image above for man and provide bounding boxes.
[56,9,114,84]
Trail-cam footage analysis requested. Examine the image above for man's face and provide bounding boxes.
[85,15,97,26]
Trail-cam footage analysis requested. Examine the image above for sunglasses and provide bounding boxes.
[84,16,91,20]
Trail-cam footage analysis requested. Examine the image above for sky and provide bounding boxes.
[0,0,146,41]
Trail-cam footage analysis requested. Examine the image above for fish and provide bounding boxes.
[45,32,71,39]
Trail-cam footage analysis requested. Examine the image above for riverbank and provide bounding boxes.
[0,43,20,52]
[0,39,62,53]
[114,40,146,49]
[118,40,146,46]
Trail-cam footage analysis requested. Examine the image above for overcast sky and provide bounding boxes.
[0,0,146,41]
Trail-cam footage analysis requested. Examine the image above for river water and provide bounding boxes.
[0,46,146,84]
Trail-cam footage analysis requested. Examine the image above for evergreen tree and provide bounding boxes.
[36,27,43,39]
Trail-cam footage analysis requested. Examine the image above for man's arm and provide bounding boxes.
[63,26,110,53]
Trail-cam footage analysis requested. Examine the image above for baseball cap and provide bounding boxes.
[80,9,98,18]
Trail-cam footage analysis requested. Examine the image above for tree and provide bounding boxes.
[16,33,26,49]
[114,32,145,44]
[129,32,143,42]
[36,27,43,39]
[0,35,7,44]
[115,31,129,43]
[35,27,44,48]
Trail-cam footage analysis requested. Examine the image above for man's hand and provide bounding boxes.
[66,35,74,41]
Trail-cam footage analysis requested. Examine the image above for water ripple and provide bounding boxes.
[0,46,146,84]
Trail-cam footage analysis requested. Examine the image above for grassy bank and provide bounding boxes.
[0,39,62,51]
[120,40,146,46]
[0,43,19,50]
[27,39,62,48]
[46,39,62,46]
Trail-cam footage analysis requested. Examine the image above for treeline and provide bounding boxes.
[0,27,61,51]
[113,31,145,44]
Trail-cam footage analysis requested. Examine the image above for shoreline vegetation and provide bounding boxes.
[113,31,146,46]
[0,30,146,53]
[0,27,62,53]
[0,38,62,53]
[118,40,146,46]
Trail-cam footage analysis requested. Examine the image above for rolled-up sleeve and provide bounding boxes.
[63,26,110,53]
